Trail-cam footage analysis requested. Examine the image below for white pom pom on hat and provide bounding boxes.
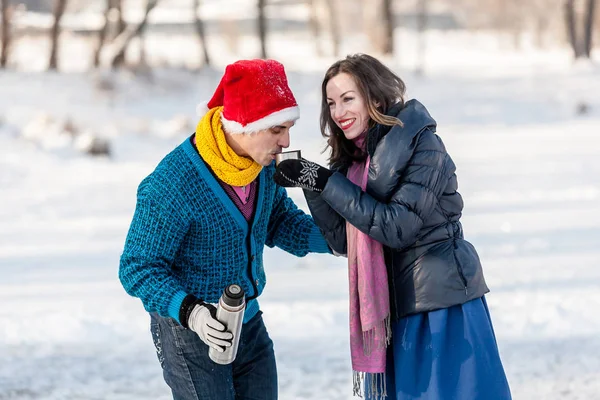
[196,101,210,117]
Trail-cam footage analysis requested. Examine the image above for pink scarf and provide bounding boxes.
[346,155,391,399]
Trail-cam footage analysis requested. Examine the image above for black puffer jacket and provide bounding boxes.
[305,99,489,320]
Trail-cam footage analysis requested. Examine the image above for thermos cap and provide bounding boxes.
[223,284,245,307]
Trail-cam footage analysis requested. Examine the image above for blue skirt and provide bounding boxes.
[368,296,511,400]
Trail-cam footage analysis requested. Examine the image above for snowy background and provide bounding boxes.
[1,3,600,399]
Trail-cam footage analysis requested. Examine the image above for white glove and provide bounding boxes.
[188,303,233,352]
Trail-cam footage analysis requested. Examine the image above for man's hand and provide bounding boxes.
[274,159,332,192]
[188,303,233,353]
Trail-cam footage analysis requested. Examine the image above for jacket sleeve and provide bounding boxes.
[265,184,331,255]
[119,179,190,322]
[320,129,455,250]
[303,189,347,256]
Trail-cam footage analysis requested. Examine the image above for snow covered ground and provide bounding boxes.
[1,28,600,399]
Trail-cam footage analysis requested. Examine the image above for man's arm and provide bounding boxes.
[119,180,191,323]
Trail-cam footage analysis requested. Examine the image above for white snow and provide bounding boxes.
[1,24,600,400]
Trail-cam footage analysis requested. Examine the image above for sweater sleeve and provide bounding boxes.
[265,184,331,255]
[320,129,455,250]
[119,178,190,322]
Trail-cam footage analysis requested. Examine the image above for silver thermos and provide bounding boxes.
[208,284,246,365]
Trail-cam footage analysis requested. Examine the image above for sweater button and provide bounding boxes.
[255,279,259,285]
[250,255,255,261]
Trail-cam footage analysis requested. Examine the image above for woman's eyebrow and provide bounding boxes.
[327,90,355,101]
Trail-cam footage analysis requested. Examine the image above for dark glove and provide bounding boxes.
[274,159,333,192]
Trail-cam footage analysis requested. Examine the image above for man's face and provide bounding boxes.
[237,121,295,166]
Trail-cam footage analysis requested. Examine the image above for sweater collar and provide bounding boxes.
[182,137,266,234]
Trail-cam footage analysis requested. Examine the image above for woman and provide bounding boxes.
[273,54,511,400]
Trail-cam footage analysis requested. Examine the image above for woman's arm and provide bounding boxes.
[265,184,331,255]
[303,189,347,256]
[320,128,455,250]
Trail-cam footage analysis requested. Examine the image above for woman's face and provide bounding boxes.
[325,73,370,141]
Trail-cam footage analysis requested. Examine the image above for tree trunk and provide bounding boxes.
[564,0,582,58]
[584,0,596,57]
[112,0,127,67]
[110,0,158,68]
[257,0,267,59]
[308,0,324,57]
[115,0,126,36]
[325,0,339,57]
[416,0,427,75]
[1,0,10,68]
[535,14,549,49]
[497,0,508,32]
[382,0,394,54]
[93,0,111,68]
[193,0,210,66]
[48,0,67,71]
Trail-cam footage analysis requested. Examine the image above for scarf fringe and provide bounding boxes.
[362,315,392,356]
[347,157,391,398]
[353,371,387,399]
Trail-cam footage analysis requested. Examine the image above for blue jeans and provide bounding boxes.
[150,311,277,400]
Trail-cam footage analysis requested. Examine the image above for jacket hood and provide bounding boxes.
[367,99,437,157]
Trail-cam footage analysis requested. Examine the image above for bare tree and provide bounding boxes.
[112,0,127,67]
[258,0,267,58]
[416,0,428,75]
[583,0,597,57]
[308,0,324,57]
[483,0,525,49]
[509,2,524,48]
[110,0,158,68]
[522,0,566,49]
[325,0,340,56]
[93,0,128,68]
[93,0,111,67]
[48,0,67,71]
[533,2,551,48]
[382,0,394,54]
[565,0,596,59]
[1,0,10,68]
[193,0,210,67]
[564,0,582,57]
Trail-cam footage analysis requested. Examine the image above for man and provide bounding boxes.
[119,59,330,400]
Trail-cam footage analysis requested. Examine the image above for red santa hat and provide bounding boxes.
[197,59,300,134]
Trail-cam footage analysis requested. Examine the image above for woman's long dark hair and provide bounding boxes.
[320,54,406,169]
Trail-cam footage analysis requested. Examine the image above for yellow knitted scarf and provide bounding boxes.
[194,107,262,186]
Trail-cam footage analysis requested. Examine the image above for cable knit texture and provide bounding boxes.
[195,106,262,186]
[119,137,330,324]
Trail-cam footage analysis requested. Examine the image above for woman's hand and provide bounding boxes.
[274,159,333,192]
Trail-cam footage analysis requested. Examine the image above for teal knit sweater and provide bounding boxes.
[119,137,330,324]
